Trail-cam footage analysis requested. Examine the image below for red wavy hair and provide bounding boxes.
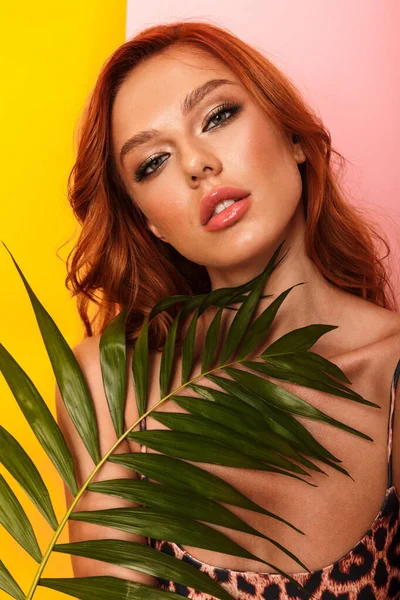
[63,20,398,349]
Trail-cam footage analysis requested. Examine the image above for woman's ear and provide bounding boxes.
[145,217,169,243]
[292,134,306,164]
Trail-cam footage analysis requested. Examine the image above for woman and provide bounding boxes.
[56,21,400,599]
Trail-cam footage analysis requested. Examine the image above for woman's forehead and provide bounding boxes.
[111,47,242,155]
[114,46,239,110]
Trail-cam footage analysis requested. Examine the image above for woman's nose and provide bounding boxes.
[179,142,222,183]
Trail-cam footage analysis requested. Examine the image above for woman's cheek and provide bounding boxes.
[153,200,185,237]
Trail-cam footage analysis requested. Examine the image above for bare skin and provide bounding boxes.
[57,44,400,582]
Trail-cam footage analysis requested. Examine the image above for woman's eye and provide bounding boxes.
[203,101,241,132]
[134,154,169,182]
[133,101,241,182]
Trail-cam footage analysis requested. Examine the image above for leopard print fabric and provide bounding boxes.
[139,359,400,599]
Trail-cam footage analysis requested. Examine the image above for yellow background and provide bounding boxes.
[0,2,127,597]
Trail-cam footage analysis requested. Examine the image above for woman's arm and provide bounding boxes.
[55,335,156,585]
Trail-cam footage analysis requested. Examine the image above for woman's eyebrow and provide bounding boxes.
[119,78,238,165]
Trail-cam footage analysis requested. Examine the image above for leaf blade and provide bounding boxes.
[0,425,58,530]
[206,373,343,463]
[108,453,303,533]
[39,576,184,600]
[264,351,352,384]
[181,308,199,385]
[262,324,339,356]
[129,430,307,479]
[2,243,101,465]
[237,283,305,360]
[219,242,287,364]
[53,539,236,600]
[0,343,78,495]
[151,411,310,476]
[132,315,149,417]
[87,478,293,536]
[201,306,223,373]
[224,366,373,441]
[54,538,310,597]
[159,309,182,399]
[0,473,42,563]
[169,395,321,473]
[0,560,25,600]
[87,478,309,568]
[243,359,377,406]
[70,507,278,567]
[99,308,128,438]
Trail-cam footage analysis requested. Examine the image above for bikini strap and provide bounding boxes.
[138,416,148,482]
[388,358,400,488]
[139,416,147,450]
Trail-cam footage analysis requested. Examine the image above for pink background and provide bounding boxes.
[125,0,400,303]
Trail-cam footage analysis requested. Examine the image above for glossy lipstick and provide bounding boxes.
[204,196,251,231]
[200,185,251,231]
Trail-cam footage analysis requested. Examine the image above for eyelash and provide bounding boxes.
[133,101,242,182]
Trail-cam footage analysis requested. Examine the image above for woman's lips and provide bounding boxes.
[203,195,251,231]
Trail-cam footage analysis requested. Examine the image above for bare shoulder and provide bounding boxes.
[71,333,102,367]
[364,302,400,353]
[335,292,400,356]
[368,301,400,332]
[347,299,400,386]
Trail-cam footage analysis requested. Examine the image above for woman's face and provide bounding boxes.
[111,45,306,278]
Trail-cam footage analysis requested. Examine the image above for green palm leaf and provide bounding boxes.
[242,358,378,405]
[181,306,200,384]
[148,287,270,321]
[0,343,78,496]
[236,282,305,359]
[132,314,149,417]
[39,575,184,600]
[0,426,58,529]
[149,411,311,476]
[53,539,236,600]
[169,393,325,474]
[218,242,285,364]
[201,304,223,372]
[87,477,299,535]
[128,428,314,485]
[205,373,344,463]
[159,308,183,399]
[86,478,310,570]
[99,307,128,437]
[69,506,293,570]
[0,473,42,562]
[262,351,351,385]
[108,452,304,533]
[223,366,374,438]
[0,560,25,600]
[1,238,378,600]
[2,242,101,465]
[262,323,340,355]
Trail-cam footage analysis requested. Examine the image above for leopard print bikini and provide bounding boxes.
[139,359,400,599]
